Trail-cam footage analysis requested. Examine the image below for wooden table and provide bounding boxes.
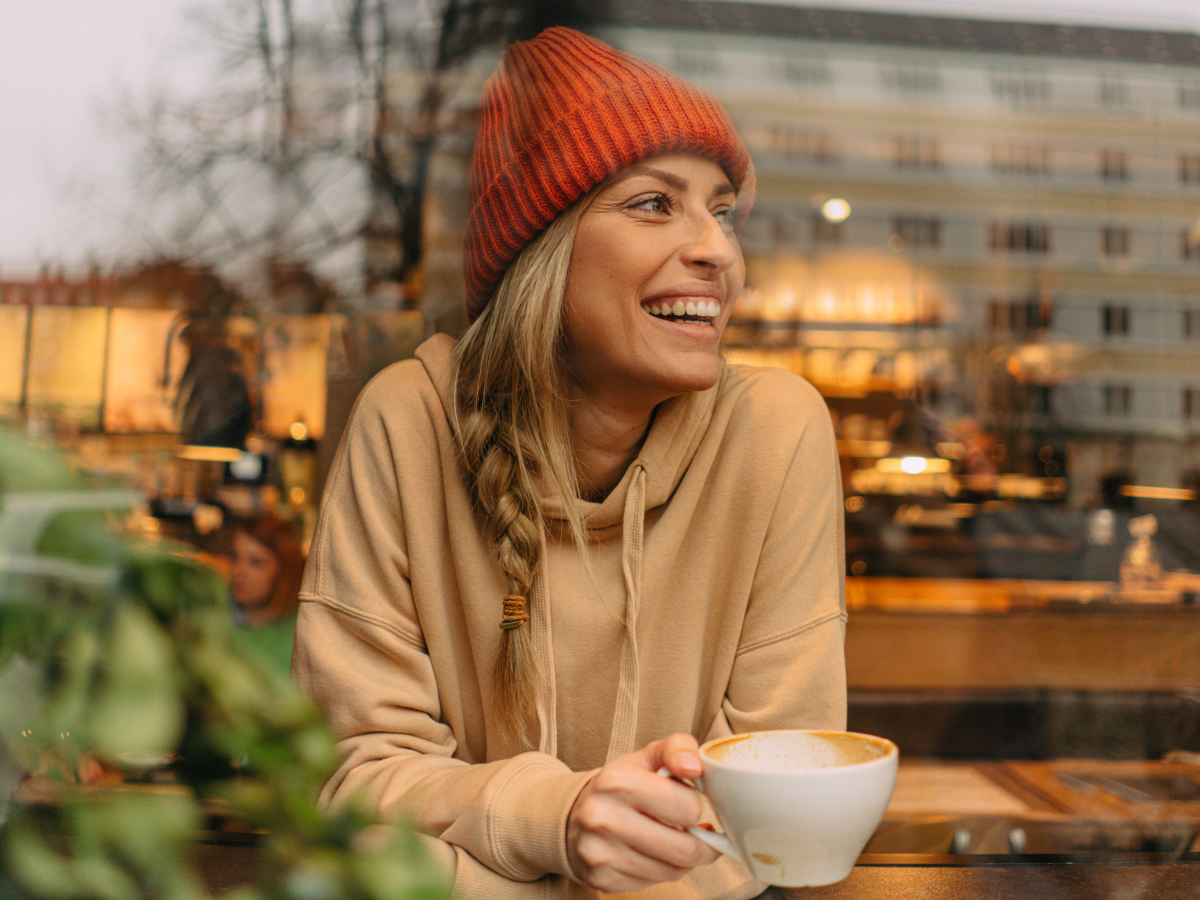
[187,829,1200,900]
[757,858,1200,899]
[17,760,1200,899]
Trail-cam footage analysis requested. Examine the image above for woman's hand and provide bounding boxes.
[566,733,720,893]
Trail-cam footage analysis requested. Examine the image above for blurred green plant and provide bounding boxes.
[0,433,447,900]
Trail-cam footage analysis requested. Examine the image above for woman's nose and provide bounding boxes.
[682,211,738,273]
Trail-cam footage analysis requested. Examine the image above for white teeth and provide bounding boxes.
[643,299,721,320]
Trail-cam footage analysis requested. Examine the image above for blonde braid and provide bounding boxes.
[451,192,596,744]
[456,400,542,738]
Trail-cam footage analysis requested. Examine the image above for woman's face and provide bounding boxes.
[230,530,280,610]
[563,151,745,409]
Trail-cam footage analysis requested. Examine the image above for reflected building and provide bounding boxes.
[6,2,1200,573]
[589,1,1200,510]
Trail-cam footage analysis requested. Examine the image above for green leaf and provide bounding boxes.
[88,604,184,760]
[282,851,344,900]
[43,628,103,743]
[37,509,126,566]
[0,604,39,665]
[3,434,446,900]
[4,822,81,896]
[71,853,140,900]
[90,792,200,869]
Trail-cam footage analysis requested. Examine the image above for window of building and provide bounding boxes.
[770,213,797,245]
[990,69,1050,107]
[1179,80,1200,109]
[1104,383,1132,415]
[1099,77,1128,106]
[894,136,941,169]
[1102,304,1131,336]
[812,214,844,246]
[1185,308,1200,337]
[672,47,719,78]
[880,62,941,93]
[777,55,830,86]
[1101,226,1130,257]
[989,222,1051,253]
[893,216,941,248]
[1183,230,1200,260]
[1180,156,1200,184]
[988,295,1053,335]
[1100,149,1128,181]
[1032,385,1054,416]
[990,144,1051,175]
[768,125,835,160]
[1184,387,1200,419]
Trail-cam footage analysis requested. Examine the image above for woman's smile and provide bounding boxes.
[642,282,725,327]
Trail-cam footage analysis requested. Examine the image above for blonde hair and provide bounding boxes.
[451,192,596,745]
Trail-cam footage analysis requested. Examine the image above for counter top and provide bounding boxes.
[845,575,1200,614]
[845,602,1200,692]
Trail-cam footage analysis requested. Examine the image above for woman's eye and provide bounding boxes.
[631,194,671,214]
[713,205,736,226]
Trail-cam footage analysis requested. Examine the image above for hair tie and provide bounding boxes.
[500,595,529,631]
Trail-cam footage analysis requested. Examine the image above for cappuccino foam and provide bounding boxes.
[704,731,890,771]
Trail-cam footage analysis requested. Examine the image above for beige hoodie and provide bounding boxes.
[293,334,847,900]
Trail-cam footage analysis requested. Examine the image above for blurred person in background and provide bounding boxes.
[229,513,304,672]
[293,26,846,900]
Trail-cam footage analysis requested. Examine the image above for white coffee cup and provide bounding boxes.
[684,729,897,887]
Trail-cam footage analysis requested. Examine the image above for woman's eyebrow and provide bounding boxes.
[608,166,737,199]
[711,181,737,200]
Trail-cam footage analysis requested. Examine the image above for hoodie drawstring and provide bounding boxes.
[605,464,647,761]
[532,528,557,758]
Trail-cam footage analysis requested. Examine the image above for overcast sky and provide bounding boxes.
[1,0,1198,276]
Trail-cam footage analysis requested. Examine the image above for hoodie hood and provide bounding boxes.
[415,333,720,529]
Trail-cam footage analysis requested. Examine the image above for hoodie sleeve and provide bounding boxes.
[291,364,593,893]
[713,372,848,738]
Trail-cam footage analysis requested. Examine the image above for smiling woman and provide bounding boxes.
[292,26,847,900]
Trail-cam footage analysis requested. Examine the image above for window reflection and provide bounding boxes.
[3,0,1199,874]
[606,4,1200,867]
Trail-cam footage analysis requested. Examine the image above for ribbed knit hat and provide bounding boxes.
[463,27,755,322]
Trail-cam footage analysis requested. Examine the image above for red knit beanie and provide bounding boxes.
[464,27,755,322]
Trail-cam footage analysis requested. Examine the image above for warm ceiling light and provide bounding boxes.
[822,198,851,222]
[876,457,952,474]
[1119,485,1196,501]
[177,445,243,462]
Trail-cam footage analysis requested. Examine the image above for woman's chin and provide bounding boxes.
[659,357,724,397]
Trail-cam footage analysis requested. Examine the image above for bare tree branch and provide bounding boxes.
[116,0,608,306]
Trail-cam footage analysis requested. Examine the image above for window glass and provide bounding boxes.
[4,0,1200,880]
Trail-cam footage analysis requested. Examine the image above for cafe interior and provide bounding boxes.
[2,1,1200,897]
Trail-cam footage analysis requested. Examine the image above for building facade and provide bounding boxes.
[594,1,1200,506]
